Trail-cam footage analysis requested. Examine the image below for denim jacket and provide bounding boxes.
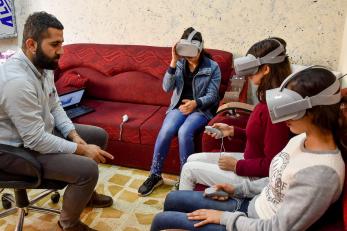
[163,56,221,120]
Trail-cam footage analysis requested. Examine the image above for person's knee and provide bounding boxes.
[186,153,202,162]
[182,161,202,174]
[177,126,192,141]
[150,212,167,231]
[163,191,182,211]
[180,162,195,182]
[181,162,191,176]
[163,191,175,211]
[77,158,99,185]
[158,124,177,141]
[94,126,108,149]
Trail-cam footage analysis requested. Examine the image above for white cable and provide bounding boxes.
[219,136,225,158]
[119,114,129,141]
[119,122,124,141]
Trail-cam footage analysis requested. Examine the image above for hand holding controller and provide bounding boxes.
[205,126,223,139]
[204,187,229,198]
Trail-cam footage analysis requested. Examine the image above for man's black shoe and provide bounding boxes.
[138,174,163,196]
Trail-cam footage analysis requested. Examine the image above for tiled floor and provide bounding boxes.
[0,164,178,231]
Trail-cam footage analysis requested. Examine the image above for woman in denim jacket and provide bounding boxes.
[138,27,221,196]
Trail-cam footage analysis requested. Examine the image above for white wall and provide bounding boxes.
[1,0,347,69]
[339,10,347,88]
[339,9,347,92]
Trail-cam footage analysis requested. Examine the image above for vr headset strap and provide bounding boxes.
[259,43,286,64]
[260,55,287,64]
[310,78,341,106]
[318,77,341,95]
[275,93,341,118]
[237,58,261,70]
[264,42,285,58]
[187,30,198,42]
[275,78,341,117]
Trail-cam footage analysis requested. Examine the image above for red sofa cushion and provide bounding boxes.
[140,107,177,147]
[55,72,88,95]
[72,99,161,144]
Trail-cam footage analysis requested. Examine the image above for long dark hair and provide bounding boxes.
[247,37,291,102]
[181,27,213,60]
[287,68,347,152]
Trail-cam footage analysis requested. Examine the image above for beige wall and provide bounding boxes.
[339,14,347,73]
[339,10,347,89]
[1,0,346,69]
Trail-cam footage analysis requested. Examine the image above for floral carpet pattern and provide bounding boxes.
[0,164,178,231]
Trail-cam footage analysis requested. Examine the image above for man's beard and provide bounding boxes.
[32,45,60,70]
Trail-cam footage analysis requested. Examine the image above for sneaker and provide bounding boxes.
[86,191,113,208]
[138,174,163,196]
[57,221,97,231]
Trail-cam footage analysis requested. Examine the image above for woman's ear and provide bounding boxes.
[261,65,271,75]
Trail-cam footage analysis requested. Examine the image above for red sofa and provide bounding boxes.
[55,43,233,174]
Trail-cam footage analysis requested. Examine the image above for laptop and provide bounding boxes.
[59,88,95,119]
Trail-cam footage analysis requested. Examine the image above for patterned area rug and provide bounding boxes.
[0,164,178,231]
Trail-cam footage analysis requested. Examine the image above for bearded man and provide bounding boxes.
[0,12,114,231]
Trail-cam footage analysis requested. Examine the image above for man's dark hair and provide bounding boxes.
[22,11,64,49]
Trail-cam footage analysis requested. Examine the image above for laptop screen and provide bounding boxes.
[59,89,85,108]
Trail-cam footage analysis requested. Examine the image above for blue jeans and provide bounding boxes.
[150,191,250,231]
[150,109,208,175]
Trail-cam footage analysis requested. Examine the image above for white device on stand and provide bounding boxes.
[119,114,129,141]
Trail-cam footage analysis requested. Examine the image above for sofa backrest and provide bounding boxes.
[56,44,233,106]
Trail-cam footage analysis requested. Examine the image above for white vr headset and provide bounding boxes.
[176,29,203,57]
[234,39,287,77]
[266,65,341,124]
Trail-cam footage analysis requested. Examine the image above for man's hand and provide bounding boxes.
[218,156,238,172]
[76,144,114,163]
[179,99,197,115]
[187,209,224,227]
[68,130,87,145]
[205,123,234,138]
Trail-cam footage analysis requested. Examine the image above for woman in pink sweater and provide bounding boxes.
[179,38,291,190]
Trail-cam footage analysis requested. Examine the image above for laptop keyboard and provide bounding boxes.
[66,106,93,119]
